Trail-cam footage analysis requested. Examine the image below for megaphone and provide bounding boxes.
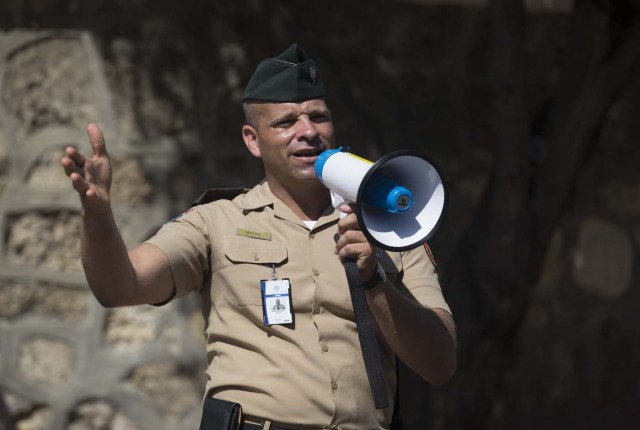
[315,147,445,251]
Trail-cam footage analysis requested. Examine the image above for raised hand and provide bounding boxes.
[61,123,113,216]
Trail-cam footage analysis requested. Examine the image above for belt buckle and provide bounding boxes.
[244,418,272,430]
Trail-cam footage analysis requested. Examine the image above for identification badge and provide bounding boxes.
[261,279,293,326]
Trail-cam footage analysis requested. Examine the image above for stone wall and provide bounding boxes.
[0,32,206,430]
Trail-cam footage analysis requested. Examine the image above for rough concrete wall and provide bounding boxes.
[0,32,206,430]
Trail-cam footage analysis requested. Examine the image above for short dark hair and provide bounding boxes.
[242,102,260,128]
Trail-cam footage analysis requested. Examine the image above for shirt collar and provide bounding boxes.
[235,179,274,211]
[236,179,340,229]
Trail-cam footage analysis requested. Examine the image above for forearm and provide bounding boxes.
[366,282,457,385]
[81,210,139,307]
[64,124,173,307]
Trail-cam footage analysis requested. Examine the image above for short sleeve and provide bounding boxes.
[144,208,211,300]
[400,245,451,314]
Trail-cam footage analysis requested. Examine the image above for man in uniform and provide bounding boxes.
[61,44,456,430]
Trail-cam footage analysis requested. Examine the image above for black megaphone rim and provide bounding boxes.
[355,150,447,252]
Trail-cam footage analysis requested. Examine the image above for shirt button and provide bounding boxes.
[309,232,316,238]
[313,306,321,314]
[331,382,338,390]
[252,253,259,261]
[322,344,329,352]
[313,268,320,276]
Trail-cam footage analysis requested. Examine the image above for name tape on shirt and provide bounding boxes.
[236,228,272,241]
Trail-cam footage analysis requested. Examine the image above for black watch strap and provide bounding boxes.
[362,271,384,289]
[362,263,386,289]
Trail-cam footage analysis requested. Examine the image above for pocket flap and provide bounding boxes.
[224,238,288,264]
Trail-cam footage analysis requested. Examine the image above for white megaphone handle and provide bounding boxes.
[330,190,350,219]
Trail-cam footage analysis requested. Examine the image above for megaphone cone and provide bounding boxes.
[315,149,445,251]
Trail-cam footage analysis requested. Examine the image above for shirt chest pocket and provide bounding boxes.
[221,238,288,306]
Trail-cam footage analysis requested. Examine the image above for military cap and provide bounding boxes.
[242,44,326,102]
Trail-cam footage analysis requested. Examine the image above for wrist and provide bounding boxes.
[362,262,387,289]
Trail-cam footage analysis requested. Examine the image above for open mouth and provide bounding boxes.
[292,148,324,158]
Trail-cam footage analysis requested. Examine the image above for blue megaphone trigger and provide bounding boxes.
[362,173,414,213]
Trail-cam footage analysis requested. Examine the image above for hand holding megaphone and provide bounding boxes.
[316,147,446,409]
[315,148,445,251]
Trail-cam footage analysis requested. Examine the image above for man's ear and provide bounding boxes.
[242,124,262,158]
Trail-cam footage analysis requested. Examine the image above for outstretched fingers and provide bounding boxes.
[69,171,89,195]
[86,123,108,157]
[60,123,113,216]
[61,146,84,176]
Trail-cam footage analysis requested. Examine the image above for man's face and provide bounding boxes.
[242,99,335,186]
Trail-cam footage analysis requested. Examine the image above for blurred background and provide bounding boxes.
[0,0,639,429]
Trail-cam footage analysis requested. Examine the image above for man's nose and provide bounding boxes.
[295,117,318,141]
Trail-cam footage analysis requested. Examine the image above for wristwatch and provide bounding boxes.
[362,262,387,289]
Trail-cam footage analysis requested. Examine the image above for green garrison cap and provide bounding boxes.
[242,44,326,102]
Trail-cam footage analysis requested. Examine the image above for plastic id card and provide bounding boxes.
[261,279,293,326]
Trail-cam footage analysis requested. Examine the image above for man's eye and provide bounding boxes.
[311,114,330,123]
[275,120,294,128]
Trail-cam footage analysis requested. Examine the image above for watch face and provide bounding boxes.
[373,262,386,283]
[377,264,387,282]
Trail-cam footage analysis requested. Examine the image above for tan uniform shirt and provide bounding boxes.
[145,181,450,430]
